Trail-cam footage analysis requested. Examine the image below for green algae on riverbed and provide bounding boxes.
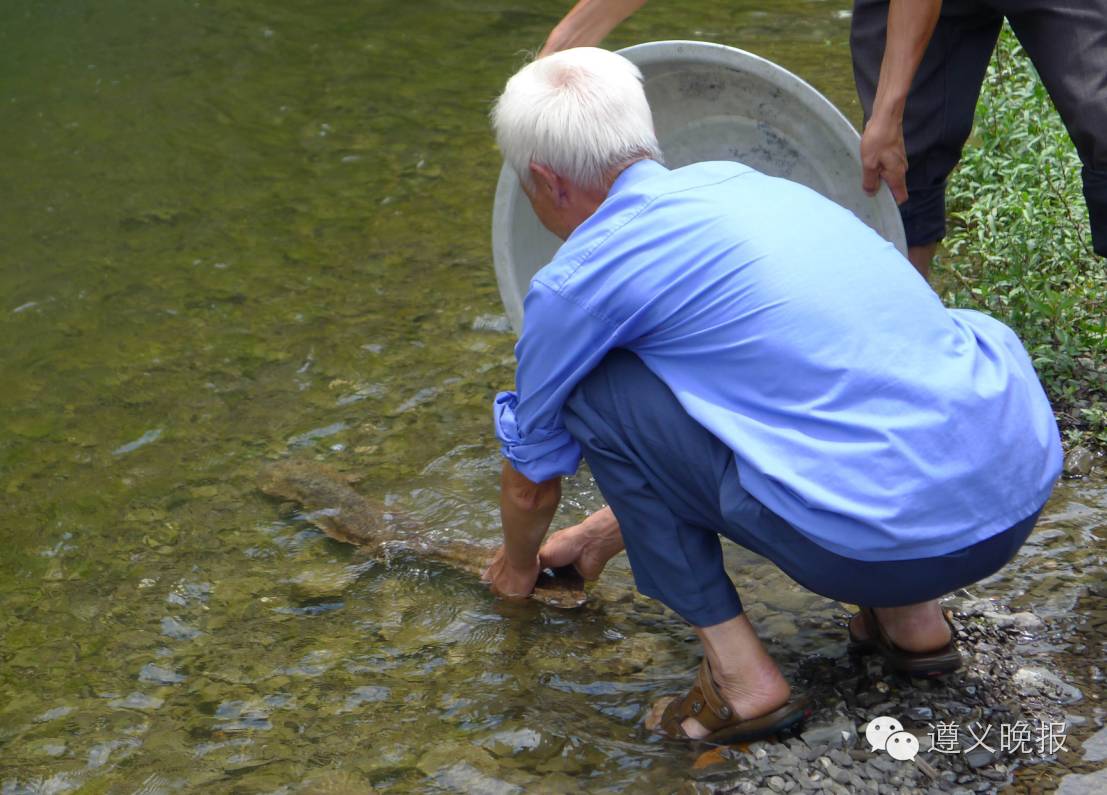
[1,0,1105,792]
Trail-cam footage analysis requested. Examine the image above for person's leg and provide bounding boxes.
[718,470,1042,652]
[851,0,1004,277]
[1003,0,1107,256]
[563,351,790,734]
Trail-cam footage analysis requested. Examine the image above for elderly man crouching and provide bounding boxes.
[481,48,1062,743]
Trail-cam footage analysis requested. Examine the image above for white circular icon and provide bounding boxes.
[865,716,904,751]
[885,730,921,761]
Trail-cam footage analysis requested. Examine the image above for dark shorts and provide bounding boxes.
[850,0,1107,254]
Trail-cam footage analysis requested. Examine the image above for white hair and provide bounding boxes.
[491,47,662,191]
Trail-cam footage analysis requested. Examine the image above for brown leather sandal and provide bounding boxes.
[848,607,962,678]
[656,658,812,745]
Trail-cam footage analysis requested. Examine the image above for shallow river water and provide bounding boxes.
[1,1,1104,793]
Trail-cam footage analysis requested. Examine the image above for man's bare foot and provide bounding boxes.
[849,600,952,653]
[645,614,792,739]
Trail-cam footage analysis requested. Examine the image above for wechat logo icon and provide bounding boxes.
[866,715,920,762]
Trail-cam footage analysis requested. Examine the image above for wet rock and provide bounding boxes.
[471,314,513,334]
[905,706,934,723]
[816,757,851,785]
[290,564,360,602]
[758,614,799,638]
[108,692,164,710]
[138,663,185,684]
[34,706,74,723]
[341,685,389,712]
[963,747,995,768]
[982,610,1043,631]
[801,717,857,750]
[1056,767,1107,795]
[957,599,995,617]
[160,616,201,640]
[868,755,898,774]
[299,771,377,794]
[765,775,787,792]
[828,749,853,768]
[1063,446,1094,478]
[1082,726,1107,762]
[528,772,585,794]
[1012,667,1084,704]
[479,728,543,757]
[430,762,522,795]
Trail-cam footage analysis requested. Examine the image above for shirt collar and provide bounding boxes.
[609,159,668,197]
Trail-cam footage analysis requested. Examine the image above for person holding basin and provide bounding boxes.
[481,47,1061,743]
[537,0,1107,279]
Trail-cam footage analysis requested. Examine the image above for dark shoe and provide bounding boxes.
[655,658,812,744]
[848,607,962,677]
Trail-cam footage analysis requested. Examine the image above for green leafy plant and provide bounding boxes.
[938,26,1107,450]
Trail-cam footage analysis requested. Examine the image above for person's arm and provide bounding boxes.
[539,0,648,57]
[483,462,562,598]
[860,0,942,203]
[484,282,626,598]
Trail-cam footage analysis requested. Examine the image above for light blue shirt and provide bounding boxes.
[494,160,1061,561]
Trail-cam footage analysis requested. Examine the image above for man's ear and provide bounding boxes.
[529,163,568,206]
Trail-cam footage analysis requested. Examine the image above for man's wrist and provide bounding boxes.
[869,98,905,125]
[581,506,619,537]
[505,547,541,572]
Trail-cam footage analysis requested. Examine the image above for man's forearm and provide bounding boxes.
[872,0,941,121]
[540,0,648,56]
[500,461,562,569]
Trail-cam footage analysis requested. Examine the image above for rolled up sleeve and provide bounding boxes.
[493,390,582,482]
[492,281,625,482]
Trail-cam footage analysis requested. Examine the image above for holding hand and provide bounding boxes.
[482,545,541,600]
[860,113,909,205]
[539,506,625,581]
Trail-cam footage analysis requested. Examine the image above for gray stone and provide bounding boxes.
[430,762,522,795]
[828,749,853,768]
[958,599,995,616]
[982,610,1043,631]
[1082,726,1107,762]
[905,706,934,722]
[479,728,543,757]
[1013,667,1084,704]
[801,718,857,750]
[868,755,898,774]
[767,775,787,793]
[138,663,185,685]
[1057,769,1107,795]
[963,747,995,768]
[290,564,360,602]
[1063,446,1095,477]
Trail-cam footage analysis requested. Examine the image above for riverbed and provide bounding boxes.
[1,1,1103,792]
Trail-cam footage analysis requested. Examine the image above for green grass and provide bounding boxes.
[936,27,1107,451]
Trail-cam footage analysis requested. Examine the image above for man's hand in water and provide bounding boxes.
[482,545,541,600]
[491,462,561,600]
[539,506,625,580]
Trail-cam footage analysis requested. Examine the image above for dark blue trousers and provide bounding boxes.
[562,350,1041,627]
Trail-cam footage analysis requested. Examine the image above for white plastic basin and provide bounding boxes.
[491,40,908,333]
